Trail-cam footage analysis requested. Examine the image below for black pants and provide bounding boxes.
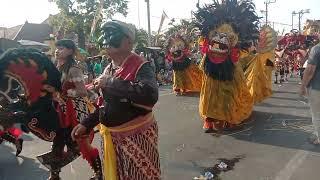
[52,128,76,154]
[300,68,305,80]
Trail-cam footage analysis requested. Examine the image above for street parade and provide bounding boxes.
[0,0,320,179]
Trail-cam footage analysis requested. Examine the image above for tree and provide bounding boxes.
[50,0,128,49]
[163,19,200,49]
[134,28,149,53]
[164,19,197,40]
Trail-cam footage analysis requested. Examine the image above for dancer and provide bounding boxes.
[194,0,259,132]
[240,25,277,104]
[165,33,202,95]
[72,20,161,180]
[39,39,102,180]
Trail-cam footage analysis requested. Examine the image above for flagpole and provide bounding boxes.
[138,0,141,28]
[145,0,152,46]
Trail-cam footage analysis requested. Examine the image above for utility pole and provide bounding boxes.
[263,0,276,25]
[196,0,200,8]
[291,12,296,30]
[145,0,152,46]
[273,22,275,29]
[138,0,141,28]
[293,9,310,32]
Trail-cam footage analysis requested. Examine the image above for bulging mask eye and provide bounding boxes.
[102,27,126,48]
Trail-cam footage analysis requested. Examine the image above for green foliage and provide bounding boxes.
[50,0,128,48]
[158,19,199,49]
[135,28,149,53]
[164,19,197,39]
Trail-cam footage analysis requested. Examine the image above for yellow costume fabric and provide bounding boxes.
[99,125,118,180]
[199,57,253,124]
[173,63,202,92]
[240,51,274,104]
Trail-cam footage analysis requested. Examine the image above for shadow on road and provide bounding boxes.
[256,102,309,110]
[273,90,299,95]
[269,96,305,101]
[0,145,48,180]
[228,110,320,153]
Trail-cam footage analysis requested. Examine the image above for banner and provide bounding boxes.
[157,11,169,35]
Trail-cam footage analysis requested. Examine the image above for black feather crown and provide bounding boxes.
[193,0,260,46]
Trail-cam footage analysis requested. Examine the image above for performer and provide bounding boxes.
[240,25,277,104]
[71,20,161,180]
[165,33,202,95]
[284,53,291,81]
[41,39,102,180]
[194,0,258,132]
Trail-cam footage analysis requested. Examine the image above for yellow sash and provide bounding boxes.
[99,125,118,180]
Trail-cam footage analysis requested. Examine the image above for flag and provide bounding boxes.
[157,11,169,35]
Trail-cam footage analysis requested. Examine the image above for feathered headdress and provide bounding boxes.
[193,0,260,46]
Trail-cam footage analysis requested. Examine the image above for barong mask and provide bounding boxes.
[0,48,61,141]
[205,24,239,63]
[194,0,260,81]
[100,26,126,48]
[166,35,190,62]
[194,0,259,63]
[99,20,135,49]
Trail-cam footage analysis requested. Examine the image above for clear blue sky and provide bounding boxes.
[0,0,319,34]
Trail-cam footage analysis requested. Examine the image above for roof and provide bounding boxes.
[0,25,23,39]
[18,40,49,47]
[13,22,53,42]
[0,38,20,50]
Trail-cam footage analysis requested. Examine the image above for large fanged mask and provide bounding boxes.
[0,74,25,107]
[0,74,27,129]
[208,32,230,55]
[207,24,238,59]
[169,38,187,60]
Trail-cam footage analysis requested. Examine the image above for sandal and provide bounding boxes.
[203,121,218,133]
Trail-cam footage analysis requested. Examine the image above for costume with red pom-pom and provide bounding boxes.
[194,0,259,131]
[165,35,202,95]
[0,127,23,156]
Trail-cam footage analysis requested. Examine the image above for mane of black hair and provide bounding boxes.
[204,55,235,81]
[193,0,260,45]
[0,48,61,91]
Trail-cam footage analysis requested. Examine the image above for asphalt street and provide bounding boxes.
[1,77,319,180]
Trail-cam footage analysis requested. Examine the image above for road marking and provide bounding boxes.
[274,149,309,180]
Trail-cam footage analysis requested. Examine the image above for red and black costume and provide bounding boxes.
[82,53,161,180]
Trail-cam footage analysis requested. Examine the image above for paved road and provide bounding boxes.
[1,77,319,180]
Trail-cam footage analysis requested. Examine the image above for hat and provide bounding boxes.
[55,39,76,51]
[102,20,135,41]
